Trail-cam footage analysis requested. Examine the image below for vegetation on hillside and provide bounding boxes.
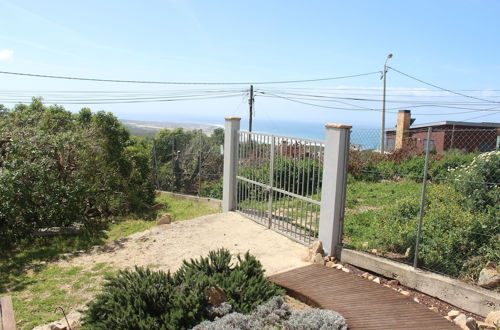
[0,98,155,247]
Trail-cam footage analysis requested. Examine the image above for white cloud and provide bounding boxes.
[0,49,14,60]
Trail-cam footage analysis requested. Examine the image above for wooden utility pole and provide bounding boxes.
[249,85,254,132]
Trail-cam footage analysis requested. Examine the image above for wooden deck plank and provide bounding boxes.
[0,296,16,330]
[269,264,458,330]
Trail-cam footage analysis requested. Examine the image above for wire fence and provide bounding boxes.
[151,130,224,198]
[344,127,500,286]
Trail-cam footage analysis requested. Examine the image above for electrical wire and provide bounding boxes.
[388,66,500,104]
[0,70,382,85]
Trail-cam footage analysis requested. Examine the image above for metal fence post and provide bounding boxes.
[413,127,432,268]
[222,117,241,212]
[319,123,351,256]
[268,136,275,228]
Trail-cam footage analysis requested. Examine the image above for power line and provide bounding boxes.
[0,70,381,85]
[388,66,500,104]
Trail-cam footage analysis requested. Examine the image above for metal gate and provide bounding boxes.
[235,130,324,245]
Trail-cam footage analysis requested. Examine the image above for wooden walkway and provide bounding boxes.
[269,264,458,330]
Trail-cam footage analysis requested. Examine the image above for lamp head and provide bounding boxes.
[387,53,393,59]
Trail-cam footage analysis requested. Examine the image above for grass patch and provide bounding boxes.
[346,179,421,209]
[0,194,220,329]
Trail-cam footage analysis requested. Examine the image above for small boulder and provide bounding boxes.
[313,253,325,265]
[453,314,468,330]
[207,286,227,306]
[361,272,369,279]
[367,275,375,281]
[151,203,165,211]
[325,261,336,268]
[309,240,324,258]
[478,267,500,289]
[157,213,172,225]
[477,321,496,329]
[448,310,461,319]
[465,317,477,330]
[341,267,350,273]
[404,247,411,257]
[485,310,500,326]
[372,277,381,284]
[400,290,410,296]
[387,279,399,286]
[429,307,439,313]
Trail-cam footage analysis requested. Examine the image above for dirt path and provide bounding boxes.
[59,211,309,276]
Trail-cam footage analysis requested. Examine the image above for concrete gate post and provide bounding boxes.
[319,123,351,256]
[222,117,240,212]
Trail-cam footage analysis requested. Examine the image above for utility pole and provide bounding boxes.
[380,53,393,154]
[249,85,254,132]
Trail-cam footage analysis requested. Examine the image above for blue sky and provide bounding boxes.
[1,0,500,132]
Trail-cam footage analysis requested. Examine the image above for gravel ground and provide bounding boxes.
[59,211,309,276]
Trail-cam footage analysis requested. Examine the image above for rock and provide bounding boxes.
[151,203,165,211]
[448,310,461,319]
[207,286,227,306]
[325,261,336,268]
[323,256,330,262]
[477,321,496,329]
[413,297,420,303]
[50,322,66,330]
[157,213,172,225]
[445,316,452,322]
[370,249,378,254]
[465,317,477,330]
[309,240,324,258]
[341,267,350,273]
[485,310,500,326]
[334,264,343,270]
[372,277,380,284]
[400,290,410,296]
[361,272,369,279]
[367,275,375,281]
[387,279,399,286]
[404,247,411,257]
[313,253,325,265]
[478,268,500,289]
[429,306,439,313]
[453,314,468,329]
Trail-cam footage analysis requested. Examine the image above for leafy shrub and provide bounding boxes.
[0,99,154,245]
[193,296,348,330]
[452,151,500,210]
[347,184,499,280]
[82,249,283,329]
[200,179,223,199]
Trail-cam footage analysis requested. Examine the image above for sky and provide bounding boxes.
[1,0,500,134]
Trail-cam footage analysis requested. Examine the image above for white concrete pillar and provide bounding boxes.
[222,117,240,212]
[319,123,351,256]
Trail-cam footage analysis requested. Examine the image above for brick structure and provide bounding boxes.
[385,118,500,153]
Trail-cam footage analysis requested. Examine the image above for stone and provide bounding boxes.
[367,275,375,281]
[465,317,477,330]
[313,253,325,265]
[157,213,172,225]
[429,307,439,313]
[151,203,165,211]
[477,321,496,329]
[448,310,461,319]
[361,272,369,279]
[404,247,411,257]
[453,314,468,329]
[325,261,336,268]
[413,297,420,303]
[387,279,399,286]
[370,249,378,254]
[323,256,330,262]
[485,311,500,326]
[445,316,452,322]
[400,290,410,296]
[49,322,66,330]
[334,264,343,270]
[341,267,350,273]
[372,277,380,284]
[478,268,500,289]
[207,286,227,306]
[309,240,324,258]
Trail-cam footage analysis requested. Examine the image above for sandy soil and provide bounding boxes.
[59,211,309,276]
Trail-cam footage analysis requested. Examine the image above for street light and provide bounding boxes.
[380,53,393,154]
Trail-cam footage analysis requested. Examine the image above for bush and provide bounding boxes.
[0,99,155,245]
[200,179,223,199]
[82,249,283,329]
[193,296,348,330]
[452,151,500,210]
[349,184,499,280]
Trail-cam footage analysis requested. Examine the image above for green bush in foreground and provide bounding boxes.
[81,249,283,329]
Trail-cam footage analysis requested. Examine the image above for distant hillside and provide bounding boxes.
[121,119,221,137]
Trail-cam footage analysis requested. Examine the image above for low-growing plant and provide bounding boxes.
[81,248,283,329]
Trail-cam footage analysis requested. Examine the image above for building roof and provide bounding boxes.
[385,121,500,132]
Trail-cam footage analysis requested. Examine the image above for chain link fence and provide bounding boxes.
[344,127,499,288]
[152,129,224,198]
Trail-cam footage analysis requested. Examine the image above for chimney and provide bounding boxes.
[395,110,411,150]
